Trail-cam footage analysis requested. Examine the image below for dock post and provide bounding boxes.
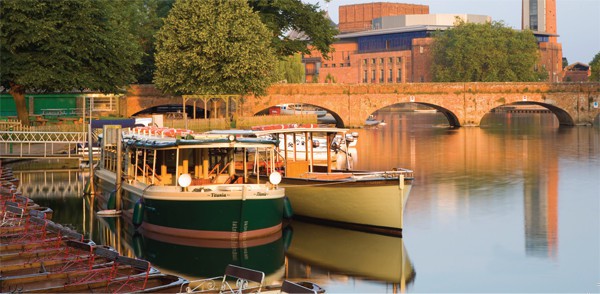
[87,122,95,195]
[115,128,123,211]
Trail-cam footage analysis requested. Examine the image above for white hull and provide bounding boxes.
[282,177,412,232]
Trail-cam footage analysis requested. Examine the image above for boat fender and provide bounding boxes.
[283,196,294,219]
[107,191,116,210]
[132,199,145,227]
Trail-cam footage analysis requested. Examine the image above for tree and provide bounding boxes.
[132,0,175,84]
[590,52,600,82]
[277,54,305,83]
[154,0,277,96]
[0,0,143,125]
[431,20,546,82]
[248,0,338,57]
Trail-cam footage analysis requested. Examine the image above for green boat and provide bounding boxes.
[94,126,286,241]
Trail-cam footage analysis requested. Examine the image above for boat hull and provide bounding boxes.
[281,176,412,234]
[95,170,285,240]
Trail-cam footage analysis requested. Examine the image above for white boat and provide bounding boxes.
[249,124,414,236]
[277,104,327,117]
[94,126,286,241]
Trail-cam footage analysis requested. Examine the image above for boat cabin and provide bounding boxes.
[100,127,279,188]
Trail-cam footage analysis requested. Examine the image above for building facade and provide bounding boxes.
[522,0,563,82]
[302,1,563,84]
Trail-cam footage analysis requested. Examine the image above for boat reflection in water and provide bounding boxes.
[88,196,286,284]
[138,228,287,282]
[285,221,415,292]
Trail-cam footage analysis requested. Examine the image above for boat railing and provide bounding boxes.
[350,169,414,179]
[134,163,163,185]
[181,264,264,294]
[207,161,232,184]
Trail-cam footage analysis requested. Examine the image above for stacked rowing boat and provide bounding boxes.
[0,165,189,293]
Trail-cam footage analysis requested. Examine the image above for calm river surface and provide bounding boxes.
[9,111,599,293]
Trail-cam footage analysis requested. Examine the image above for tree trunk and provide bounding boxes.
[8,82,29,126]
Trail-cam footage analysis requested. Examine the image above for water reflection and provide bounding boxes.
[286,220,414,292]
[12,168,84,197]
[357,111,566,259]
[4,110,598,292]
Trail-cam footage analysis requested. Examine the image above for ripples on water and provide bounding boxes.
[8,111,599,292]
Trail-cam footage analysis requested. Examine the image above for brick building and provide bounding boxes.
[522,0,563,82]
[301,1,563,84]
[562,62,591,82]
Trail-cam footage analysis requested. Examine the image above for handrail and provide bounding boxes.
[0,131,86,143]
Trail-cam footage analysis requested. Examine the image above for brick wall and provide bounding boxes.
[338,2,429,33]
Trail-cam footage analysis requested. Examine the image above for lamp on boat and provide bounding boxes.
[178,173,192,191]
[228,134,235,142]
[269,171,282,187]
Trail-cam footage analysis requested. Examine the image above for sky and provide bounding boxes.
[304,0,600,64]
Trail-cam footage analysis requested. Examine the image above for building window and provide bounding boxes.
[388,69,393,83]
[389,57,393,64]
[371,58,376,65]
[419,46,424,54]
[397,69,402,82]
[332,64,336,68]
[371,70,376,83]
[379,58,384,64]
[363,70,368,83]
[340,63,344,67]
[363,59,367,65]
[323,64,328,68]
[379,69,384,82]
[397,57,402,64]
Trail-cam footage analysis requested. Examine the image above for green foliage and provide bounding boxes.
[431,20,545,82]
[590,52,600,82]
[277,54,305,83]
[324,73,336,83]
[154,0,278,96]
[248,0,338,57]
[131,0,175,84]
[0,0,143,92]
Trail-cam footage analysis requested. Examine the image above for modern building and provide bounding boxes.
[300,1,563,84]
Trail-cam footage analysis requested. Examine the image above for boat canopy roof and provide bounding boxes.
[123,134,277,149]
[250,124,349,136]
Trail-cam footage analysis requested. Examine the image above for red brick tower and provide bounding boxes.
[522,0,563,82]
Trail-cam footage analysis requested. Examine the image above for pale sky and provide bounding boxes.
[305,0,600,64]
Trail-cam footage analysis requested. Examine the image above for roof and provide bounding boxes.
[564,62,590,71]
[336,25,451,39]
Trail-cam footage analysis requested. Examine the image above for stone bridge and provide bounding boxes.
[122,83,600,128]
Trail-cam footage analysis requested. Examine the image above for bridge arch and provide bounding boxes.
[131,103,211,119]
[366,102,462,128]
[512,101,574,126]
[254,103,346,128]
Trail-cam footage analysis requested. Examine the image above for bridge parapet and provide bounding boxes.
[123,83,600,128]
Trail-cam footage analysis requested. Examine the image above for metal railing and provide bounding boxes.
[0,130,87,159]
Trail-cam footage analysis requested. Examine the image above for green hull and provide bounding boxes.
[95,173,284,240]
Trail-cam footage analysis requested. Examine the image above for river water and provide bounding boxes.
[8,110,599,293]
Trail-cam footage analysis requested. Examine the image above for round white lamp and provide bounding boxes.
[178,173,192,189]
[269,171,282,185]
